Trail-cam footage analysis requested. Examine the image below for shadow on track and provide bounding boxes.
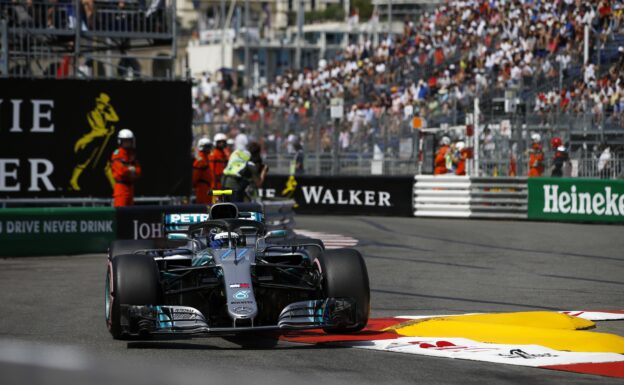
[359,218,623,263]
[365,254,493,271]
[126,335,347,351]
[372,288,559,311]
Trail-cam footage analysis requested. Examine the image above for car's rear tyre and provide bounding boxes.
[106,254,162,339]
[313,248,370,333]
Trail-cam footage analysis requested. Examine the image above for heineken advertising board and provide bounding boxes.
[528,178,624,223]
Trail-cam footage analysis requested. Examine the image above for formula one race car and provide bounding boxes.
[105,202,369,339]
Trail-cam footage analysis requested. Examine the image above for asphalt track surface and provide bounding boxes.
[1,216,623,385]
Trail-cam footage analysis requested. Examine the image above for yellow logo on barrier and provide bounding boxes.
[281,176,298,208]
[69,93,120,191]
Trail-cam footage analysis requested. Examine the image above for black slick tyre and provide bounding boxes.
[313,248,370,333]
[105,254,162,339]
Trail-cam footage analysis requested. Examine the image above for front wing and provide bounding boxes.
[119,298,357,336]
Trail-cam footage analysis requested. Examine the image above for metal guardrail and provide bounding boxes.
[413,175,528,219]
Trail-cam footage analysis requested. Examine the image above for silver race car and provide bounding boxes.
[105,202,369,339]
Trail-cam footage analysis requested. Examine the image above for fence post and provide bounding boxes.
[0,19,7,76]
[171,0,177,80]
[332,118,339,175]
[74,0,81,77]
[474,97,480,176]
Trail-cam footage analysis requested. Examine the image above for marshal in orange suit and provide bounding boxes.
[111,129,141,207]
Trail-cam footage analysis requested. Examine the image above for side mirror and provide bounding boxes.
[265,230,288,239]
[167,233,190,241]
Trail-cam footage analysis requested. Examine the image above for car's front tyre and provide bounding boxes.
[106,254,162,339]
[313,248,370,333]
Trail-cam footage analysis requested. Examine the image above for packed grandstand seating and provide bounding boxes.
[0,0,169,33]
[192,0,624,176]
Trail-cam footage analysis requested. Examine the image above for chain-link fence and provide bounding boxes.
[193,96,624,179]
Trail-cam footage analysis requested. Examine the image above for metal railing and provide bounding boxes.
[193,101,624,178]
[264,153,418,176]
[0,0,177,79]
[575,153,624,179]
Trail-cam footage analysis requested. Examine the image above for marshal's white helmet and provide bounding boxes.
[198,137,212,151]
[456,141,465,151]
[531,133,541,143]
[214,133,228,143]
[226,138,235,146]
[118,129,135,147]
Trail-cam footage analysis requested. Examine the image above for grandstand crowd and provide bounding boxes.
[192,0,624,175]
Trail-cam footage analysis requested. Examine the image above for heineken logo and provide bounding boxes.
[543,185,624,216]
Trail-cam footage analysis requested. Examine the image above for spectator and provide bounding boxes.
[598,144,612,178]
[292,142,304,175]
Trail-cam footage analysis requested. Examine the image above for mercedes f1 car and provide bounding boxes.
[105,202,370,339]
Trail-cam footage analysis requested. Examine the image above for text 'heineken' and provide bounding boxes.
[543,185,624,216]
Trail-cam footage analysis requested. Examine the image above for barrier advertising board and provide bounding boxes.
[116,202,262,239]
[259,175,414,216]
[528,178,624,223]
[0,207,116,256]
[0,79,192,198]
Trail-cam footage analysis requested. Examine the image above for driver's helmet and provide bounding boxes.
[209,231,240,248]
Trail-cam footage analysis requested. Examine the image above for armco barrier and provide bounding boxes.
[528,178,624,223]
[414,175,528,219]
[0,207,116,256]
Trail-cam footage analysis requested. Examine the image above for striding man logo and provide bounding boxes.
[69,93,119,191]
